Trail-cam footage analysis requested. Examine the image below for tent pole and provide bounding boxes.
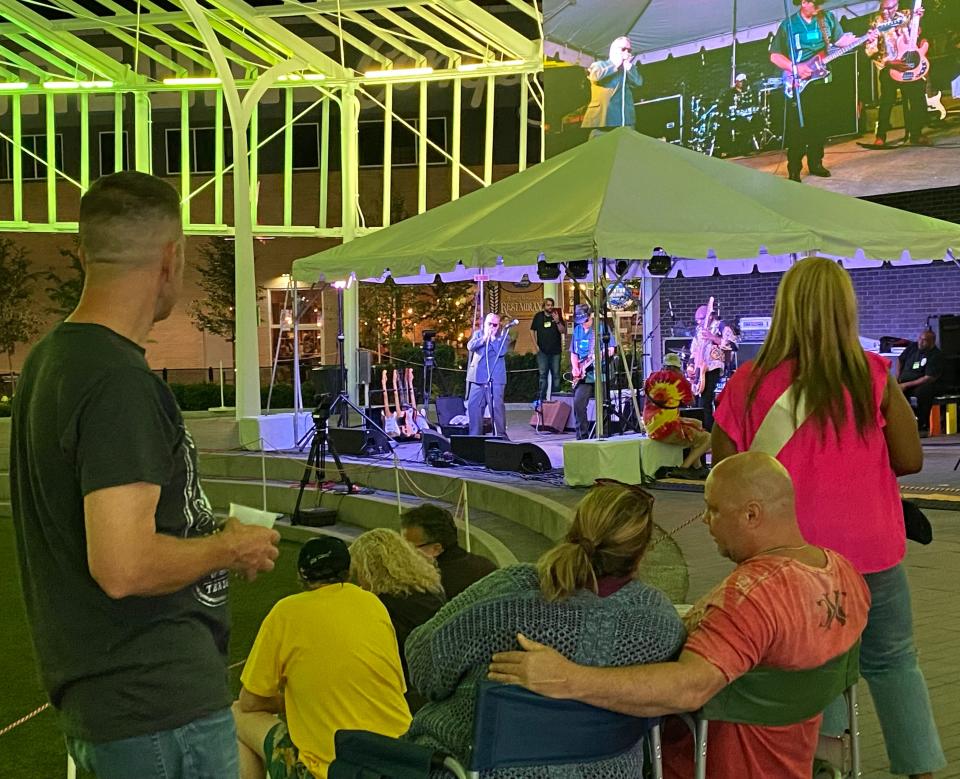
[592,257,604,439]
[731,0,738,88]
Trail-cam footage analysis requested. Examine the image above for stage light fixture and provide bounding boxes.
[615,259,630,277]
[566,260,589,280]
[647,248,673,276]
[536,259,560,281]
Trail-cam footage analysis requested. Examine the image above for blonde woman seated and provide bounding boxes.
[350,528,447,710]
[404,481,685,776]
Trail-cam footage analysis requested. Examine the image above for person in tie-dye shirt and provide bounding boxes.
[643,353,711,470]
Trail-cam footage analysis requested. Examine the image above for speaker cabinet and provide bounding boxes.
[450,435,491,464]
[484,440,553,474]
[530,401,571,433]
[328,426,392,456]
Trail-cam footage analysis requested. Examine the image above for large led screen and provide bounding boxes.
[543,0,960,196]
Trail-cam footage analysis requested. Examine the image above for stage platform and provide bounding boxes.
[730,104,960,196]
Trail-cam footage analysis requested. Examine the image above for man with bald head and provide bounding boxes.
[11,172,280,778]
[490,453,870,778]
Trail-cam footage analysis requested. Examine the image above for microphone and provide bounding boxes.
[505,319,520,328]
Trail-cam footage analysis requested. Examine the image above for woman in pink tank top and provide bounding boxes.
[712,258,944,778]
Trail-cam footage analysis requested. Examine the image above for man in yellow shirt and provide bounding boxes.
[233,537,411,778]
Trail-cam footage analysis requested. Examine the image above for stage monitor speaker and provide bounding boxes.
[450,435,490,464]
[484,440,553,474]
[310,366,340,399]
[421,430,453,465]
[328,426,391,456]
[530,401,571,433]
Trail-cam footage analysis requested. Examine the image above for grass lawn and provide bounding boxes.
[0,519,303,777]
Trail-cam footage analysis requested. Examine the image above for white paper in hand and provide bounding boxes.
[229,503,280,529]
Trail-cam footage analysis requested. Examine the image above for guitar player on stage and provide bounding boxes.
[770,0,858,182]
[867,0,929,147]
[570,304,616,440]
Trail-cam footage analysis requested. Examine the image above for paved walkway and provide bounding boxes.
[649,487,959,778]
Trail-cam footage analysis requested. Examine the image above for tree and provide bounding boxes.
[0,237,43,374]
[411,279,476,344]
[45,242,85,318]
[189,237,243,341]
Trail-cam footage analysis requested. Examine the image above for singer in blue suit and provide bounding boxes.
[466,313,513,438]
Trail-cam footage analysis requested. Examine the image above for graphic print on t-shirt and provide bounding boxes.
[179,429,229,608]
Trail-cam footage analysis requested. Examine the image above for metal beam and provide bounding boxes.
[205,0,351,79]
[436,0,540,60]
[18,0,438,33]
[0,0,136,82]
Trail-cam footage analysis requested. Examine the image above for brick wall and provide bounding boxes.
[659,185,960,344]
[659,262,960,343]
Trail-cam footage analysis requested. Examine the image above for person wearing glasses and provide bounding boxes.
[401,503,497,599]
[769,0,857,181]
[581,36,643,137]
[466,312,511,438]
[490,453,870,779]
[404,481,684,777]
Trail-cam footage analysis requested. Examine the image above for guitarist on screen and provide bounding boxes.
[769,0,858,182]
[867,0,929,147]
[570,304,616,440]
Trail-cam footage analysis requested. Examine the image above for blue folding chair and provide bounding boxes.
[329,679,663,778]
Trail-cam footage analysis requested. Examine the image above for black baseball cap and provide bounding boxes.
[298,536,351,582]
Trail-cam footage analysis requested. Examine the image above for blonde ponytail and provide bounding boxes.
[538,483,654,602]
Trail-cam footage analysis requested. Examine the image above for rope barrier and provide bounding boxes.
[0,703,51,738]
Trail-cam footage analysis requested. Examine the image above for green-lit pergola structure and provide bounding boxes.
[0,0,543,420]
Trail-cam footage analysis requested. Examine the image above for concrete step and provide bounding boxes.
[201,476,534,567]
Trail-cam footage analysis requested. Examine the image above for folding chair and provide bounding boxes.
[329,680,663,778]
[687,642,861,779]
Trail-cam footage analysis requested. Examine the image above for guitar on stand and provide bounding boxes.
[393,368,416,439]
[782,15,905,98]
[889,0,929,83]
[381,369,400,437]
[405,367,431,434]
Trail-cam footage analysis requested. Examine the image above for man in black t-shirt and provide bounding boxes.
[10,172,280,777]
[530,298,567,407]
[897,329,944,435]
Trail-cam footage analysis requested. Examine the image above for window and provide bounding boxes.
[98,130,130,175]
[0,134,65,180]
[358,116,448,168]
[164,127,234,174]
[292,123,320,170]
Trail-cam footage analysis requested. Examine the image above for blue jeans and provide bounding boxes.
[67,707,238,779]
[536,352,561,402]
[822,564,944,775]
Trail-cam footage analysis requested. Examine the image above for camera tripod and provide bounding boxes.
[293,402,357,524]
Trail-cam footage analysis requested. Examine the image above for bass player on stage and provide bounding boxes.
[570,304,616,440]
[769,0,857,182]
[867,0,929,147]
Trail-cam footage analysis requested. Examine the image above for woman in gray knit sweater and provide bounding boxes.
[404,481,685,777]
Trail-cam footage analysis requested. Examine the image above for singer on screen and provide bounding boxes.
[466,313,515,438]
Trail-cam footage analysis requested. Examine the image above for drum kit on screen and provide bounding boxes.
[687,76,783,158]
